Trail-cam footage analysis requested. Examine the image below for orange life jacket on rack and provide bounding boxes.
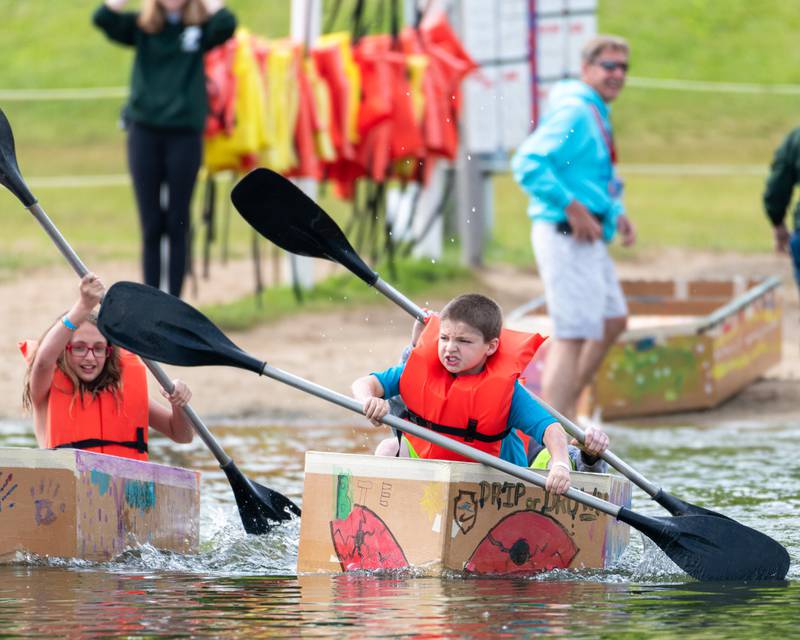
[398,316,545,462]
[20,342,150,461]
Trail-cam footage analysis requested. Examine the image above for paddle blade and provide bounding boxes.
[221,460,300,533]
[98,282,265,374]
[231,168,378,285]
[653,489,732,520]
[618,507,790,581]
[0,108,36,207]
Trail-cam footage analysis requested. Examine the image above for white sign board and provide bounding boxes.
[458,0,597,155]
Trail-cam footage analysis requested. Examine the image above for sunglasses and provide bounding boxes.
[595,60,629,73]
[66,342,112,358]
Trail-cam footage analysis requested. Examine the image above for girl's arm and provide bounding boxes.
[147,379,194,444]
[542,423,571,495]
[29,274,104,407]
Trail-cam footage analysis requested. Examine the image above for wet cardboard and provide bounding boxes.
[297,451,631,576]
[513,278,782,419]
[0,447,200,562]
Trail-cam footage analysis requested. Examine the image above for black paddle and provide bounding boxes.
[0,107,299,534]
[231,167,727,520]
[97,281,790,581]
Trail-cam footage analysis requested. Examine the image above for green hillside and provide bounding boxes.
[0,0,795,279]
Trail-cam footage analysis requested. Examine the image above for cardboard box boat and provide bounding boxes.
[297,451,631,576]
[0,447,200,562]
[507,276,782,419]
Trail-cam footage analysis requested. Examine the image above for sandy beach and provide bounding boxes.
[2,247,797,428]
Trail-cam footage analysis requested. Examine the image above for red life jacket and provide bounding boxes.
[204,39,238,138]
[18,341,151,461]
[398,316,545,462]
[289,51,323,180]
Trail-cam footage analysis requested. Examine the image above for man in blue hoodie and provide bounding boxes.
[512,35,635,423]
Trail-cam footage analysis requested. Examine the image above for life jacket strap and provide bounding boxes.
[54,427,148,454]
[406,410,510,443]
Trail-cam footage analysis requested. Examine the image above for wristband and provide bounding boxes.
[62,315,78,331]
[552,461,571,472]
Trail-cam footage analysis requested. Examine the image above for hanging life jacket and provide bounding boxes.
[203,28,268,174]
[20,342,150,461]
[398,316,546,462]
[204,37,238,138]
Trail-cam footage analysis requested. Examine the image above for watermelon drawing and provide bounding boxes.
[330,504,409,571]
[329,474,408,572]
[464,510,578,574]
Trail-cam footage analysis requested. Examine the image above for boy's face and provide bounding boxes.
[437,319,499,376]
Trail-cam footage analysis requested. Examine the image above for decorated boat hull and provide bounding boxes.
[0,447,199,562]
[297,451,631,576]
[509,277,782,419]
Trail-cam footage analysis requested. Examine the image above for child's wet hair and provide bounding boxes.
[440,294,503,342]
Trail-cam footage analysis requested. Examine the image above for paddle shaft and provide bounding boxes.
[259,362,619,518]
[370,274,662,498]
[27,202,233,466]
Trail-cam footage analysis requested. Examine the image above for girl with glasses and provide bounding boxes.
[20,273,194,460]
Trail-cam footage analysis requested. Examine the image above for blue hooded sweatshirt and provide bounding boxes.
[511,79,624,242]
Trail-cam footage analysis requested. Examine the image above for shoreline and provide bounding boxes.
[2,249,797,430]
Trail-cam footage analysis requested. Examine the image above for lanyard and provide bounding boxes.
[589,104,617,165]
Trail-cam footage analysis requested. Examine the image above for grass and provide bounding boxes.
[0,0,795,324]
[602,0,800,84]
[489,172,774,267]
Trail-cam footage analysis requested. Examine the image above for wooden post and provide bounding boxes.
[455,148,487,267]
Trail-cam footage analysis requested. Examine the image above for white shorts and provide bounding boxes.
[531,221,627,341]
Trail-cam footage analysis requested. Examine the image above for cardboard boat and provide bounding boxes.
[297,451,631,576]
[508,276,782,419]
[0,447,199,562]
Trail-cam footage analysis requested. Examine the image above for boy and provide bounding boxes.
[352,294,608,495]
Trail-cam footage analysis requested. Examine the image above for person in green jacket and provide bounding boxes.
[93,0,236,297]
[763,127,800,291]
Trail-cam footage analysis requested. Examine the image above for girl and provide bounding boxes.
[92,0,236,297]
[22,273,194,460]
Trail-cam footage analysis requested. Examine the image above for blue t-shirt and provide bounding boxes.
[372,363,555,467]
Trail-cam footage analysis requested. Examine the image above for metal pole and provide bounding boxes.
[289,0,322,290]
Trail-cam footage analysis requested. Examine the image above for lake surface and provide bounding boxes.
[1,415,798,638]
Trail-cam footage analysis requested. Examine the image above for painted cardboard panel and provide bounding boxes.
[443,464,629,574]
[297,452,630,576]
[513,278,782,419]
[298,455,452,573]
[708,292,781,401]
[0,448,199,562]
[595,334,715,417]
[0,467,77,561]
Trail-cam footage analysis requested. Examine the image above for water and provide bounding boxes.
[1,416,798,638]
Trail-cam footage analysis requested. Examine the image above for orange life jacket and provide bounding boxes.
[47,349,150,460]
[19,341,150,461]
[398,316,545,462]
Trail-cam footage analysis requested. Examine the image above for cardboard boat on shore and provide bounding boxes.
[297,451,631,576]
[508,276,782,419]
[0,447,199,562]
